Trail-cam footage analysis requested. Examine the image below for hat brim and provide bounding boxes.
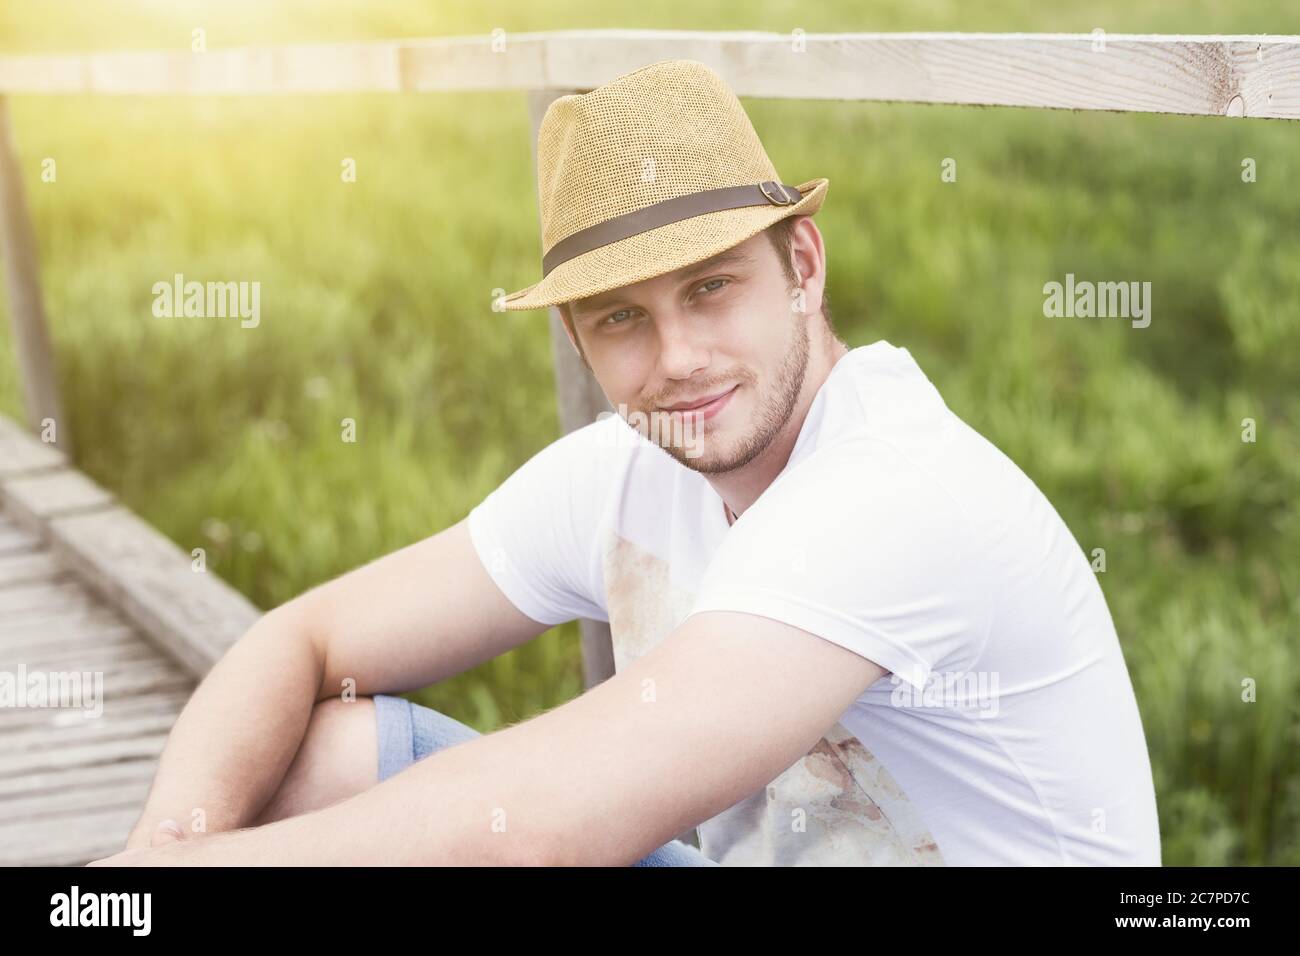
[498,177,829,312]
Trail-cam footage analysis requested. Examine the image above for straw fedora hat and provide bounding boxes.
[498,58,829,312]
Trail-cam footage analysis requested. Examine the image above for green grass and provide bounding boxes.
[0,1,1296,864]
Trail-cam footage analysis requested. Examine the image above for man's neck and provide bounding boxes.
[715,337,849,524]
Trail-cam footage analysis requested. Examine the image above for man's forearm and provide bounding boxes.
[139,715,577,866]
[126,603,326,846]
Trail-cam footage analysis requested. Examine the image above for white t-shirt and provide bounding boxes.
[467,340,1161,866]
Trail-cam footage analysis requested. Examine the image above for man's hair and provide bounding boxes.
[559,216,838,368]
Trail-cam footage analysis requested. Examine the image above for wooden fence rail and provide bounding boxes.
[0,30,1298,119]
[0,29,1295,687]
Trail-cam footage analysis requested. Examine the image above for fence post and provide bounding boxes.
[0,96,69,455]
[526,88,617,690]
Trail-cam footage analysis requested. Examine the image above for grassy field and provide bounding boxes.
[0,1,1296,864]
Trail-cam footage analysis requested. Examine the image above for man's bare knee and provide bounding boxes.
[253,696,379,826]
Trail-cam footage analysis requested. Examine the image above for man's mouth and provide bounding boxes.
[661,384,739,412]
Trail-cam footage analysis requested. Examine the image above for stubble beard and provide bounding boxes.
[656,315,811,475]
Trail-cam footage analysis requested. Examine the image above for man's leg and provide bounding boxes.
[252,696,380,825]
[252,694,478,827]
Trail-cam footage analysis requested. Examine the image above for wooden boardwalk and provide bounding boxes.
[0,415,258,865]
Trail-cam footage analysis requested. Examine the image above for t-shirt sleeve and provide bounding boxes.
[466,420,616,626]
[684,437,994,691]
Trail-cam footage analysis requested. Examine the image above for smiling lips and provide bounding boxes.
[662,385,737,411]
[660,387,743,424]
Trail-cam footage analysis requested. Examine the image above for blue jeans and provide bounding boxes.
[373,693,719,866]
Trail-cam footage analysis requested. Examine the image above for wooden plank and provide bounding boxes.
[0,775,151,824]
[467,30,1300,119]
[0,604,123,640]
[0,756,161,799]
[400,35,548,91]
[46,506,260,678]
[0,549,64,588]
[0,102,70,450]
[526,88,617,692]
[0,622,139,656]
[0,416,65,477]
[0,32,1297,119]
[0,522,42,556]
[0,637,162,674]
[0,805,143,864]
[0,689,188,733]
[0,708,178,755]
[0,601,105,627]
[14,831,140,867]
[97,661,194,699]
[0,579,96,615]
[1,732,170,777]
[0,37,530,95]
[1,467,115,521]
[0,52,83,95]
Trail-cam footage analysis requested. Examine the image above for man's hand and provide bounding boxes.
[87,842,190,867]
[111,816,194,862]
[91,825,274,865]
[124,816,201,851]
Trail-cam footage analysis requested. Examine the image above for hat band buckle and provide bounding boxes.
[759,180,796,205]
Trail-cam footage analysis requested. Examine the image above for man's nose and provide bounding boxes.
[655,312,710,381]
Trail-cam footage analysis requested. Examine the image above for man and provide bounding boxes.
[100,59,1159,867]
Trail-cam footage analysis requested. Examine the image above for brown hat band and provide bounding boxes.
[541,180,803,277]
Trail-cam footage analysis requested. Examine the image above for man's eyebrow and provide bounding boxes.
[572,248,757,320]
[676,248,757,281]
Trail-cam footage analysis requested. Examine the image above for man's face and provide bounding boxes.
[566,225,815,474]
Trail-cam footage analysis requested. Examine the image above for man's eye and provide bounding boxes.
[599,282,726,327]
[696,278,738,300]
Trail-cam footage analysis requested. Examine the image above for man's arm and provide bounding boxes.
[124,517,548,848]
[117,609,884,865]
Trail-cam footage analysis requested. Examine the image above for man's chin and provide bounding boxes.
[659,432,749,474]
[627,398,762,473]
